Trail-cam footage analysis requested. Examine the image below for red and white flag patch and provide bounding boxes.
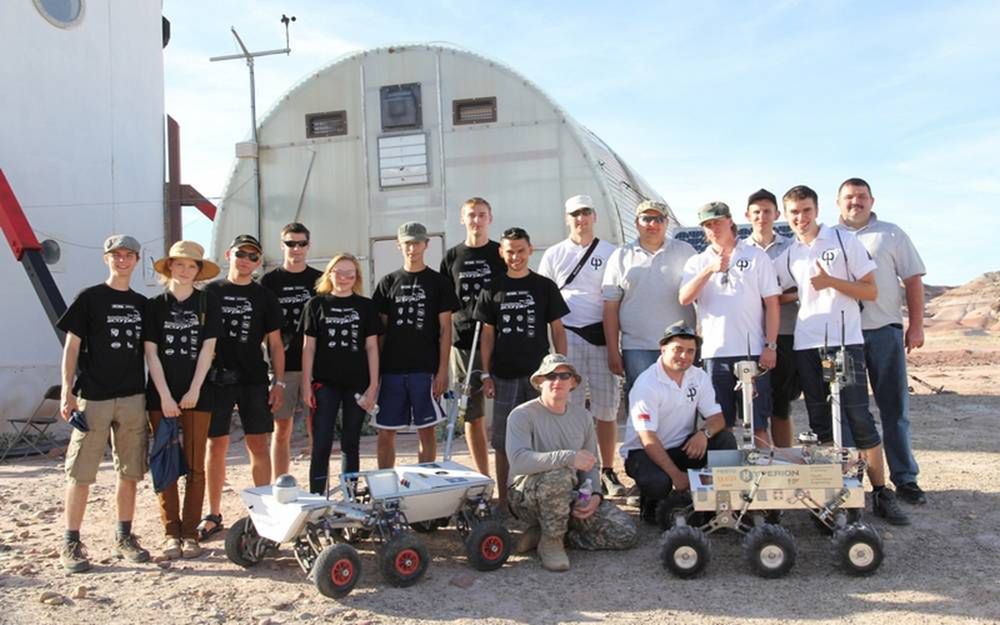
[638,413,651,421]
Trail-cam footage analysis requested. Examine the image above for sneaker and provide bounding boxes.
[114,533,151,563]
[180,538,203,559]
[896,482,927,505]
[161,537,182,560]
[601,469,626,497]
[60,540,92,573]
[872,488,911,526]
[537,535,570,572]
[514,526,541,554]
[624,485,641,508]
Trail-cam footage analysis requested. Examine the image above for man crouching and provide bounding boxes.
[506,354,637,572]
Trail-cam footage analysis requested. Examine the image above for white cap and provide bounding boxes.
[564,194,595,214]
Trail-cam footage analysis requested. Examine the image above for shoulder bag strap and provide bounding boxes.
[560,238,600,290]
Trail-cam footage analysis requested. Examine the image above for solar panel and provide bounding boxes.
[672,223,794,253]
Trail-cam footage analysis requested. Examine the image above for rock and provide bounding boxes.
[883,531,894,540]
[342,612,357,622]
[34,510,49,520]
[298,613,315,621]
[157,561,172,569]
[252,610,276,618]
[449,572,476,589]
[43,595,66,606]
[257,619,274,625]
[148,600,164,609]
[73,586,87,599]
[18,530,30,539]
[39,590,61,603]
[18,502,30,511]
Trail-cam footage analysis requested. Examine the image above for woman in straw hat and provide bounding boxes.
[301,253,381,494]
[143,240,222,559]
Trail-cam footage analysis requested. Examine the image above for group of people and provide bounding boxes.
[54,177,927,575]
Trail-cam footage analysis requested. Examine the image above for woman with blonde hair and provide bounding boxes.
[144,241,222,559]
[301,253,381,494]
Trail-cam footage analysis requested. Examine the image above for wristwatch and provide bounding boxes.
[480,373,492,382]
[700,427,712,440]
[764,341,778,351]
[273,380,287,389]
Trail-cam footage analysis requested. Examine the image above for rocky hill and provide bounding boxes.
[925,271,1000,331]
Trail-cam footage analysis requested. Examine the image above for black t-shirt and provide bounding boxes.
[203,279,283,385]
[440,241,506,349]
[474,271,570,379]
[56,283,146,401]
[260,266,323,372]
[302,294,382,389]
[142,290,222,411]
[373,267,459,374]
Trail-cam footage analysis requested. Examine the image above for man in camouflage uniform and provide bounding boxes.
[506,354,637,572]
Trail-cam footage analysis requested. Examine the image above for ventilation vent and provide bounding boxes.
[453,97,497,125]
[305,111,348,138]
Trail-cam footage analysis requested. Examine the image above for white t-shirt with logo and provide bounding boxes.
[774,224,877,350]
[619,361,721,456]
[538,237,616,328]
[682,240,781,358]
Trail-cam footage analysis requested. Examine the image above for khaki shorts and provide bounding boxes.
[65,393,147,485]
[271,371,304,421]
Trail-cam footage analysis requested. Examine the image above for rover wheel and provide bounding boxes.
[465,520,511,571]
[654,491,692,530]
[378,532,429,587]
[743,524,797,578]
[832,523,884,576]
[313,543,362,598]
[225,516,266,568]
[659,525,711,578]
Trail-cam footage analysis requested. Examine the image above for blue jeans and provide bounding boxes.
[795,346,881,450]
[864,325,919,486]
[310,383,365,495]
[623,349,659,399]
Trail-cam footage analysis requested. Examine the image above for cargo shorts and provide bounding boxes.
[65,393,147,485]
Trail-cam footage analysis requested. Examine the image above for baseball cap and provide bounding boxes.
[398,221,429,242]
[103,234,141,255]
[658,321,702,347]
[230,234,263,253]
[530,353,582,390]
[747,188,778,208]
[635,200,669,217]
[697,201,732,225]
[564,194,595,214]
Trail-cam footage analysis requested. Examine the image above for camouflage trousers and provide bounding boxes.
[508,467,637,551]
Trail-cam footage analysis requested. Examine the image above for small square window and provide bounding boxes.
[453,97,497,125]
[380,84,422,131]
[305,111,348,138]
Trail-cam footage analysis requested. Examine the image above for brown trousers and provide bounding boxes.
[148,410,210,539]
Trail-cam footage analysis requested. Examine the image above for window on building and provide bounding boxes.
[305,111,348,138]
[33,0,84,28]
[453,97,497,125]
[380,83,422,131]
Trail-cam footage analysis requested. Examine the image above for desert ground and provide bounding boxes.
[1,325,998,625]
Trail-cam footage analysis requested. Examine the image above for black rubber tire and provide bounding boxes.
[224,516,262,568]
[654,491,693,530]
[832,522,884,576]
[464,520,511,571]
[313,543,362,599]
[659,525,711,578]
[378,532,429,587]
[742,524,797,578]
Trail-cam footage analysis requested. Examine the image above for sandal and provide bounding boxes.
[196,514,223,541]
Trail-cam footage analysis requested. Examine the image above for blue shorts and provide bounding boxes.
[376,373,446,430]
[703,356,772,430]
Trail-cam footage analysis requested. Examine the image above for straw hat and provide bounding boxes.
[154,240,220,281]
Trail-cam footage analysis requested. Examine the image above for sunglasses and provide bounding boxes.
[502,227,529,240]
[234,250,261,262]
[282,240,309,248]
[569,208,594,217]
[543,371,575,381]
[638,215,666,225]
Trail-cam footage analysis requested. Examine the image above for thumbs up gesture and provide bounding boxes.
[810,260,834,291]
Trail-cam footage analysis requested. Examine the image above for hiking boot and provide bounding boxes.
[601,469,626,497]
[537,535,569,572]
[896,482,927,505]
[161,537,182,560]
[872,488,911,526]
[624,485,641,508]
[60,540,91,573]
[514,526,541,554]
[114,533,151,563]
[180,538,203,559]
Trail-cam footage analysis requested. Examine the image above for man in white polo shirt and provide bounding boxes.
[775,185,909,526]
[619,323,736,523]
[539,194,625,497]
[679,201,781,446]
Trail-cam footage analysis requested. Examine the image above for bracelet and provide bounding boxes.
[480,373,492,381]
[273,380,287,389]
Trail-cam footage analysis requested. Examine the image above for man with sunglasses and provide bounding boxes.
[261,223,322,478]
[506,354,637,572]
[202,234,285,540]
[475,227,570,509]
[538,195,626,497]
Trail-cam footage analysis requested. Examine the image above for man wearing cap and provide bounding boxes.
[744,189,798,447]
[619,323,737,523]
[56,234,151,572]
[506,354,638,572]
[602,200,696,399]
[440,198,506,477]
[834,178,927,505]
[373,222,459,468]
[538,195,626,497]
[201,234,285,539]
[260,222,323,478]
[679,201,781,446]
[775,185,909,525]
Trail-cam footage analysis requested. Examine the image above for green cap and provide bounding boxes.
[698,201,732,224]
[397,221,429,242]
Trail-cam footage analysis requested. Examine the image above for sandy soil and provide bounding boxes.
[2,341,999,625]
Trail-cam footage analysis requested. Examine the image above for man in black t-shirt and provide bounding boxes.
[56,234,150,573]
[475,227,569,508]
[440,197,506,477]
[201,235,285,539]
[260,222,323,479]
[373,222,459,468]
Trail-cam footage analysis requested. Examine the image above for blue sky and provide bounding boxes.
[165,1,1000,286]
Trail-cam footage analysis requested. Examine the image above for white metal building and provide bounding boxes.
[211,44,679,288]
[0,1,165,431]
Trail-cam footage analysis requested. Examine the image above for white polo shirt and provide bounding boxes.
[833,214,926,331]
[774,224,877,350]
[745,233,798,336]
[682,239,781,358]
[538,237,617,328]
[619,361,721,456]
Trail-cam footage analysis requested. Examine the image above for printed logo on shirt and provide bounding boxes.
[590,256,604,270]
[106,304,142,352]
[162,306,201,360]
[638,412,651,421]
[498,291,537,338]
[393,283,428,330]
[220,296,254,344]
[735,258,750,271]
[276,285,312,324]
[820,249,838,266]
[457,260,494,305]
[323,306,362,352]
[685,386,697,402]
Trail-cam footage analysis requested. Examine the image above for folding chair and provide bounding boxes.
[0,385,61,462]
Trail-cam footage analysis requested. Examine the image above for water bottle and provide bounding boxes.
[577,478,593,506]
[354,393,379,417]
